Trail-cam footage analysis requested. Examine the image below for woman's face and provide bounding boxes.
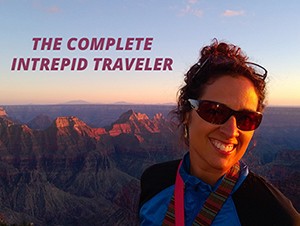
[188,75,259,175]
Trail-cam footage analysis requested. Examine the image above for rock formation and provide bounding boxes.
[0,107,298,225]
[0,109,183,225]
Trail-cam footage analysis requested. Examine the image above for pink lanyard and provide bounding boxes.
[174,160,185,226]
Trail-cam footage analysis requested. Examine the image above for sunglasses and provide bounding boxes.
[193,56,268,81]
[188,99,263,131]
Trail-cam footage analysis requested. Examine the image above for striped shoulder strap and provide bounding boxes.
[163,162,240,226]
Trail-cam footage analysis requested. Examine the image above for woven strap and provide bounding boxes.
[162,195,176,226]
[162,162,240,226]
[194,163,240,225]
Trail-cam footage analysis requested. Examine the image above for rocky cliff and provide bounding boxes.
[0,109,183,225]
[0,107,298,225]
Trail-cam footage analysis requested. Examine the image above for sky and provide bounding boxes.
[0,0,300,106]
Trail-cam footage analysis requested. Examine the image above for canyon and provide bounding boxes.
[0,105,299,225]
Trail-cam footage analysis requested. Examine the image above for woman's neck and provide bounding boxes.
[189,157,230,186]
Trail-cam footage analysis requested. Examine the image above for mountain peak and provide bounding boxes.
[154,113,164,120]
[117,110,149,123]
[0,107,7,117]
[107,110,166,138]
[28,114,52,130]
[51,116,92,135]
[53,116,85,128]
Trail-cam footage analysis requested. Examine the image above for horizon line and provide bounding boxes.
[1,102,300,108]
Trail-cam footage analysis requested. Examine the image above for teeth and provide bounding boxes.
[211,139,234,152]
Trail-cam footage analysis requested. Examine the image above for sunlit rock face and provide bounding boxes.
[0,106,299,225]
[0,109,183,225]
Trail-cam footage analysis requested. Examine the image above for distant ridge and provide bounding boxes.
[62,100,91,105]
[161,102,176,106]
[112,101,133,105]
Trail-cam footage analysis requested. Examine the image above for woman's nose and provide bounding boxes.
[219,116,240,137]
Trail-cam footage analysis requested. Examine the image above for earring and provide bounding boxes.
[184,125,188,139]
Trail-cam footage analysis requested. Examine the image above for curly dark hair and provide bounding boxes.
[173,39,267,145]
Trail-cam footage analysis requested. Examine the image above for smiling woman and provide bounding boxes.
[139,39,300,226]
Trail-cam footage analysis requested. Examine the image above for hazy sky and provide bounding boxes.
[1,0,299,106]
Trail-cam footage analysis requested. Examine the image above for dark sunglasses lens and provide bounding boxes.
[196,100,262,131]
[235,111,262,131]
[197,101,231,124]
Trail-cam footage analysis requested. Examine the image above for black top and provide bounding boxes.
[139,160,300,226]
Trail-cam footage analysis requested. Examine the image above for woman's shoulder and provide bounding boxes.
[139,159,181,208]
[233,171,300,226]
[141,159,181,181]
